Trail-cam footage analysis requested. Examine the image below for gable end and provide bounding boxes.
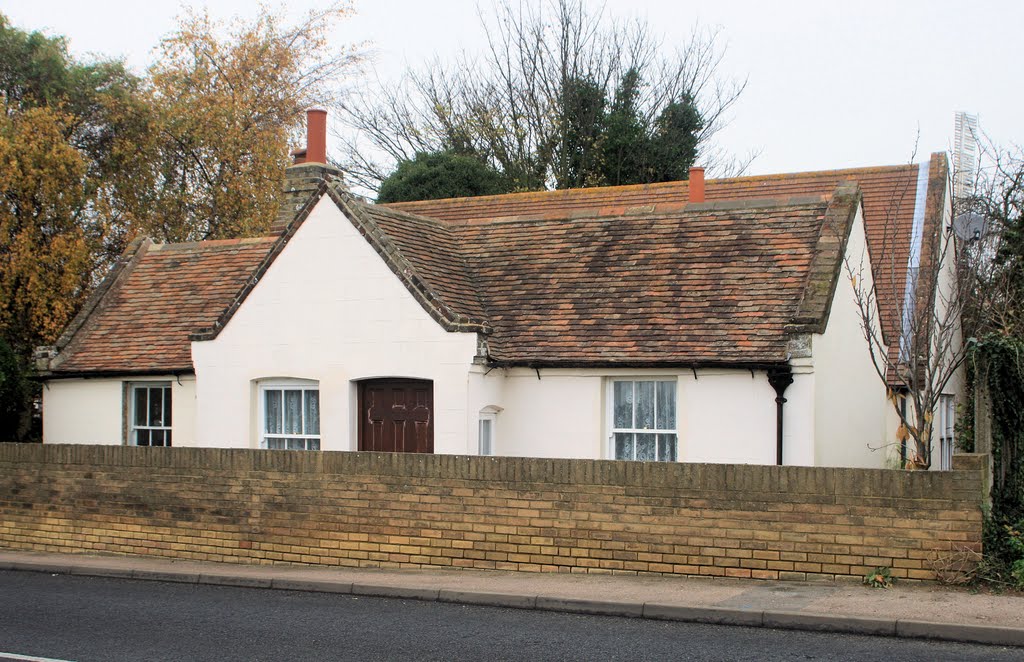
[189,180,334,342]
[788,183,861,335]
[190,182,491,344]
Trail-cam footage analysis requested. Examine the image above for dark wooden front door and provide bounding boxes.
[358,379,434,453]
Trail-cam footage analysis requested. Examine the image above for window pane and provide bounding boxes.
[265,390,282,434]
[636,433,656,461]
[134,388,147,427]
[613,381,633,429]
[614,432,634,460]
[149,387,163,427]
[656,381,676,430]
[267,437,285,449]
[284,390,302,434]
[136,429,150,447]
[151,429,165,447]
[479,419,493,456]
[287,438,305,450]
[635,382,655,429]
[304,390,320,435]
[307,438,320,451]
[164,388,172,427]
[165,430,173,447]
[658,434,677,462]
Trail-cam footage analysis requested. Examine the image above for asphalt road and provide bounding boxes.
[0,570,1021,662]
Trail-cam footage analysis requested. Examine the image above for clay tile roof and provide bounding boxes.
[50,237,276,374]
[46,155,945,375]
[390,155,948,368]
[456,199,840,365]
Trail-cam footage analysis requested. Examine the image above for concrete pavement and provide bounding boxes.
[2,550,1022,648]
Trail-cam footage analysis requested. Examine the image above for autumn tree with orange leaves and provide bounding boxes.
[0,108,91,354]
[138,3,360,242]
[0,5,360,438]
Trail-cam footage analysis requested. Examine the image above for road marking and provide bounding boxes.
[0,653,76,662]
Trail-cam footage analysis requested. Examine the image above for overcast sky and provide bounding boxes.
[4,0,1021,178]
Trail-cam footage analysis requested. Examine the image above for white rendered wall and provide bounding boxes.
[928,191,965,468]
[474,368,604,459]
[679,370,774,465]
[169,377,198,447]
[678,370,778,464]
[190,197,479,452]
[43,379,122,444]
[813,207,891,468]
[43,375,196,446]
[466,366,506,455]
[784,364,816,466]
[470,367,782,464]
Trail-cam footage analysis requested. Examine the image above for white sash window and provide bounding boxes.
[610,379,678,462]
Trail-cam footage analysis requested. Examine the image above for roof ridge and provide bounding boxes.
[713,163,919,186]
[386,161,926,210]
[368,202,451,227]
[445,196,832,229]
[149,236,277,251]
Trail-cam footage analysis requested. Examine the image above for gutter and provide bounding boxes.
[485,358,790,372]
[36,368,196,381]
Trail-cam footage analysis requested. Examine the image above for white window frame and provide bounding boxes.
[128,382,172,447]
[478,410,497,456]
[258,379,321,451]
[937,394,955,470]
[607,378,679,462]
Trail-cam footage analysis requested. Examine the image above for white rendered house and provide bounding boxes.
[37,121,958,469]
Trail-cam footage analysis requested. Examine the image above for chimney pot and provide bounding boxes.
[305,108,328,165]
[689,166,705,203]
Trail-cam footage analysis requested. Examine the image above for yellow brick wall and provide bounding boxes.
[0,444,986,581]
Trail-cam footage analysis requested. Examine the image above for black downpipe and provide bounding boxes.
[899,395,908,468]
[767,367,794,466]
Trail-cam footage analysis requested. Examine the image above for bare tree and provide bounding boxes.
[338,0,749,194]
[967,144,1024,335]
[844,153,959,469]
[845,143,1023,469]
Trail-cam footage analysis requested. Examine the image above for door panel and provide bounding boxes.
[358,379,434,453]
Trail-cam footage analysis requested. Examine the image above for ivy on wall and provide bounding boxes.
[964,335,1024,571]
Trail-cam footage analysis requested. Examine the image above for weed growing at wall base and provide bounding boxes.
[1006,522,1024,589]
[863,567,895,589]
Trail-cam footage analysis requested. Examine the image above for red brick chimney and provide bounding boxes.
[273,108,343,234]
[291,108,328,165]
[689,166,705,203]
[305,108,328,164]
